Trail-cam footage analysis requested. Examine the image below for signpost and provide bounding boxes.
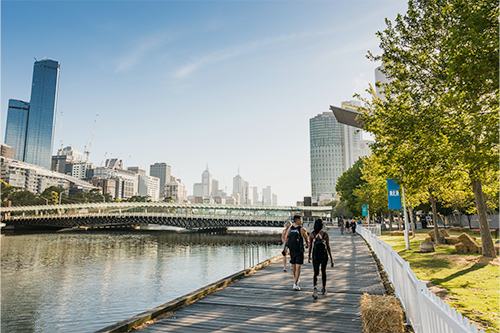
[362,204,369,226]
[387,179,410,250]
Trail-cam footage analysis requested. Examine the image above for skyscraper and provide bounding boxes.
[310,106,360,204]
[24,59,60,169]
[150,162,171,198]
[202,165,212,197]
[4,100,30,161]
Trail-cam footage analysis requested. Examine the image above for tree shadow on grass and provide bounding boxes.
[431,261,488,285]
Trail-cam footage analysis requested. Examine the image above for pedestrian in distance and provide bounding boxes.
[351,219,357,235]
[285,214,309,291]
[281,221,292,271]
[346,219,351,234]
[340,219,344,235]
[308,218,334,299]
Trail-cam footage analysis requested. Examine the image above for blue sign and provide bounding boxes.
[362,204,368,217]
[387,179,402,210]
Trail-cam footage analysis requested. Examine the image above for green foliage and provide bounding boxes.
[163,196,174,203]
[335,158,366,217]
[358,0,498,254]
[127,195,151,203]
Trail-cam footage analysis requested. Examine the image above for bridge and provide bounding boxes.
[1,202,333,230]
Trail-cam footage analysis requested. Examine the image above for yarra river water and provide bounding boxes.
[1,228,283,333]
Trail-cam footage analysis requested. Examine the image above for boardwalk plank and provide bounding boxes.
[136,227,384,333]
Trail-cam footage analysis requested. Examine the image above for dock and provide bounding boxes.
[98,227,385,332]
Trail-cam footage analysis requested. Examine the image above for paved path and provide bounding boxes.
[137,227,385,332]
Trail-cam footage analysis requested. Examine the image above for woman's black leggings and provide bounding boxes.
[313,260,327,288]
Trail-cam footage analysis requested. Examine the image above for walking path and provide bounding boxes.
[134,227,385,332]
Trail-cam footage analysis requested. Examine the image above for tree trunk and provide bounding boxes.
[430,191,441,245]
[458,212,462,228]
[409,205,416,237]
[471,178,496,257]
[389,212,393,231]
[397,211,402,231]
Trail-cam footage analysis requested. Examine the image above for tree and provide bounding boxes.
[360,0,498,256]
[1,181,16,206]
[163,196,174,203]
[335,158,366,217]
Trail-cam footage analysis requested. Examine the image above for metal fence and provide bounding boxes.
[359,226,485,333]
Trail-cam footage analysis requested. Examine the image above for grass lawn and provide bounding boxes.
[378,229,499,333]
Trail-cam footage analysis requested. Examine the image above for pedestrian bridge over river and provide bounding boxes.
[1,202,332,229]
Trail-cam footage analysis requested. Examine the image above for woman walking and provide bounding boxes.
[308,219,334,299]
[281,221,292,271]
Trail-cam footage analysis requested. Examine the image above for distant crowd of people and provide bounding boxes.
[339,219,358,236]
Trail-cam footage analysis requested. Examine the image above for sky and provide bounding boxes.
[1,0,408,205]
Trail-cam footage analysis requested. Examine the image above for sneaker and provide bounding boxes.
[293,284,297,290]
[284,268,287,272]
[295,285,301,291]
[322,288,327,295]
[313,287,318,299]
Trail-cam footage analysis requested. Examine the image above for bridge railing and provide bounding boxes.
[6,210,290,223]
[359,226,485,333]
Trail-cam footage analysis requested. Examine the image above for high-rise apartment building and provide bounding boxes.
[150,162,171,198]
[202,166,212,197]
[253,187,259,206]
[310,106,360,204]
[233,172,243,200]
[4,100,30,161]
[165,179,187,203]
[24,59,60,169]
[5,59,60,170]
[263,186,272,206]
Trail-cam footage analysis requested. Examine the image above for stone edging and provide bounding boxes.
[94,254,283,333]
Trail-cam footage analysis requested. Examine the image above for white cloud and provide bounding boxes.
[172,29,340,79]
[115,31,173,73]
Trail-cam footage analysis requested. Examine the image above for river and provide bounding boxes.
[1,228,283,333]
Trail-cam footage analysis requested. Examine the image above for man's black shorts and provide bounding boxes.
[289,251,304,265]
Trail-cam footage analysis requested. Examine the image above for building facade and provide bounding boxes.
[4,100,30,161]
[24,59,60,170]
[1,143,15,160]
[202,166,212,198]
[138,175,160,201]
[165,179,187,203]
[1,156,97,195]
[310,107,361,204]
[150,162,171,198]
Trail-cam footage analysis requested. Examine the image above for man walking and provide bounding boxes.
[285,215,309,290]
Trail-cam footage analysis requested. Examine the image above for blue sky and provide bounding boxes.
[1,1,408,205]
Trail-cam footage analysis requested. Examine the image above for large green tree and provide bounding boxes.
[335,158,366,217]
[360,0,498,256]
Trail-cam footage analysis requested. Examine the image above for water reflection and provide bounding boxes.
[1,230,281,333]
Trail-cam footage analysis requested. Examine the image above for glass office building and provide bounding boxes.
[24,59,60,170]
[310,111,360,203]
[4,99,30,161]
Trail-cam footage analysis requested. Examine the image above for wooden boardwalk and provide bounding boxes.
[136,227,385,332]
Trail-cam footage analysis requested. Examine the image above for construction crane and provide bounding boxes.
[84,114,98,163]
[100,152,107,167]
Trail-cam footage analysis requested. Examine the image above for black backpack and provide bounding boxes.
[286,226,303,252]
[312,231,327,262]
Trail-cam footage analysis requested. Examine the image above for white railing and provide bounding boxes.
[362,223,381,235]
[359,226,485,333]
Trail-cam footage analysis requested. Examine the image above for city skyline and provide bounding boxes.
[1,1,408,205]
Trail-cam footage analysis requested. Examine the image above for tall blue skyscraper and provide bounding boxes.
[4,99,30,161]
[24,59,60,169]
